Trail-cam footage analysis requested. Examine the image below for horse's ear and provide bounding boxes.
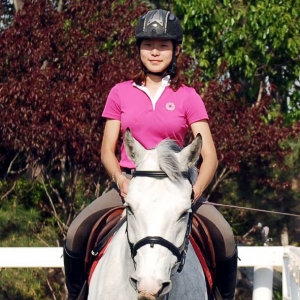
[124,128,146,164]
[177,133,202,169]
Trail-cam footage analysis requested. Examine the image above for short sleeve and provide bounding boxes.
[184,88,209,125]
[102,84,121,120]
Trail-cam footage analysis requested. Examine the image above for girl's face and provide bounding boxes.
[140,39,180,74]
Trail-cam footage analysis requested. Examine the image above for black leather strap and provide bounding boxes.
[91,216,127,256]
[132,170,189,178]
[131,236,182,261]
[191,196,206,213]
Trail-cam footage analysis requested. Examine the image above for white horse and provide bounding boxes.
[88,129,208,300]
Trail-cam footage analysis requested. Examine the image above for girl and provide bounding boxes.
[64,9,237,300]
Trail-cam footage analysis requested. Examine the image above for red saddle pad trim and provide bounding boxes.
[190,234,214,292]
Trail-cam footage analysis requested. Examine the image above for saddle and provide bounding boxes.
[84,206,219,299]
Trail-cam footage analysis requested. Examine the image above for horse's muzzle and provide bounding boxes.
[130,275,172,299]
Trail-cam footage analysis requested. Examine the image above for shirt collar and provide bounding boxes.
[132,75,171,110]
[132,75,171,88]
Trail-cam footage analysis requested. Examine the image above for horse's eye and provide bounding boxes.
[179,212,189,220]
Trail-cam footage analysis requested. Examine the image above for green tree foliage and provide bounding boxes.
[173,0,300,118]
[0,179,56,246]
[0,0,14,28]
[0,268,65,300]
[171,0,300,247]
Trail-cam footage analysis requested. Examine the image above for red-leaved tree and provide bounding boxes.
[0,0,147,233]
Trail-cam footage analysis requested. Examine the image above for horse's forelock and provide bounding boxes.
[156,139,199,182]
[156,140,183,182]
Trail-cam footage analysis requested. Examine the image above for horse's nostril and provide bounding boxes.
[159,280,172,295]
[129,276,139,291]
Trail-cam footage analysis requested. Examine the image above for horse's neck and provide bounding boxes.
[88,223,136,300]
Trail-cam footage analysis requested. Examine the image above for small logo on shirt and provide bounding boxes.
[166,102,175,111]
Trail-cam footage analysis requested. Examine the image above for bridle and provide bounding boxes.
[126,169,197,274]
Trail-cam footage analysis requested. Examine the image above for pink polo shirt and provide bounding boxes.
[102,80,208,169]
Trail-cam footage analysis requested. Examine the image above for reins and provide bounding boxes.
[203,201,300,218]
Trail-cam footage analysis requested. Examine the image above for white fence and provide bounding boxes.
[0,246,299,299]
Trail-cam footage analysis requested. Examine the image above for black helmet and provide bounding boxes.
[135,9,183,44]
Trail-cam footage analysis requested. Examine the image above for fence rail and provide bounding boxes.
[0,246,299,299]
[0,246,286,268]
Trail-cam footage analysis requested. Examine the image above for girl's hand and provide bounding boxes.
[192,183,203,202]
[117,175,130,198]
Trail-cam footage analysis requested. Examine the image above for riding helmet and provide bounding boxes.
[135,9,183,77]
[135,9,183,45]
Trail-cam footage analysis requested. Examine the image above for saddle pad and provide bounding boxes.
[190,235,214,292]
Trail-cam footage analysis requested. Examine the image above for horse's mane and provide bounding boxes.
[156,139,198,183]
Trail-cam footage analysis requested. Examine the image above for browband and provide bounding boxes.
[132,170,189,178]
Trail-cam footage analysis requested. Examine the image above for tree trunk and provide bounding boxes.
[13,0,23,11]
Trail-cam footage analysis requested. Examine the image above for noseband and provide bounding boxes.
[127,170,195,273]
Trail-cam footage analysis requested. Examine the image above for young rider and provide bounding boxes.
[64,9,237,300]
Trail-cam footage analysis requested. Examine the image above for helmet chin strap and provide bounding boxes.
[143,67,165,77]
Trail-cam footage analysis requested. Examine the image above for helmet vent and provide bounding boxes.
[164,11,170,33]
[136,9,183,43]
